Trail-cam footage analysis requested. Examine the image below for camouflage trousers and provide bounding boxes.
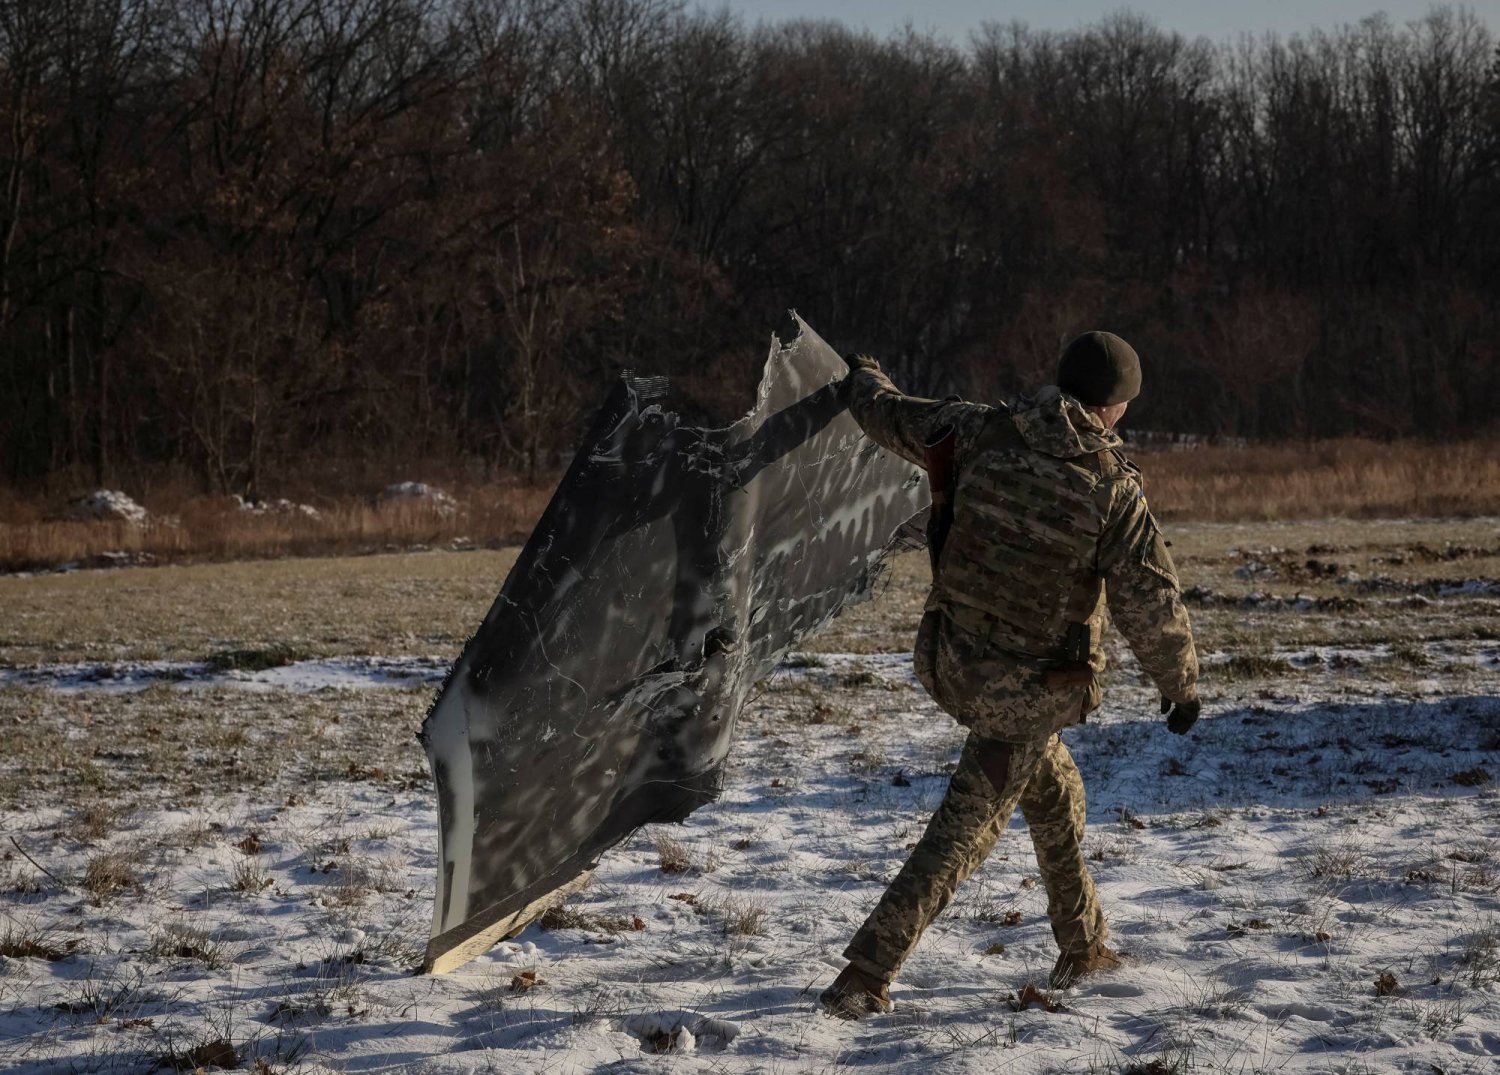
[843,731,1106,982]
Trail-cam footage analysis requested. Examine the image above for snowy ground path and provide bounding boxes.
[2,649,1497,1074]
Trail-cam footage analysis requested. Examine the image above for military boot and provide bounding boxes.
[819,964,893,1019]
[1049,942,1123,988]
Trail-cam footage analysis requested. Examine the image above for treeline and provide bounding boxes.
[1,1,1497,493]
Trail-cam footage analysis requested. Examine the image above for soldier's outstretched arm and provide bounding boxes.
[843,355,965,469]
[1098,486,1199,706]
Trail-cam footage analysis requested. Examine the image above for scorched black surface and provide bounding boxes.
[420,317,927,973]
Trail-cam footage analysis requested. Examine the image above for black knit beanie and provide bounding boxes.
[1057,331,1141,406]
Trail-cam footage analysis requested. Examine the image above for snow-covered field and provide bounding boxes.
[1,523,1498,1074]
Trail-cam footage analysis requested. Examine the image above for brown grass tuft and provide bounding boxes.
[228,858,273,894]
[65,800,134,844]
[81,851,144,903]
[148,922,240,969]
[0,917,69,961]
[655,834,692,875]
[1298,839,1373,882]
[716,895,768,937]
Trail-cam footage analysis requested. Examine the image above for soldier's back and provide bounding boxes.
[933,387,1125,664]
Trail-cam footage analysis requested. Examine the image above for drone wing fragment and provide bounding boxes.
[420,316,927,973]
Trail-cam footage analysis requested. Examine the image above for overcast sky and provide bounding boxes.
[707,2,1497,42]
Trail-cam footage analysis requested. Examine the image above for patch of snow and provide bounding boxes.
[381,482,458,516]
[1437,579,1500,598]
[0,655,450,693]
[1228,545,1288,558]
[1234,560,1277,579]
[62,489,148,524]
[232,494,321,520]
[1195,640,1500,673]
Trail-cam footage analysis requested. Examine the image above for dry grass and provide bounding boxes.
[81,850,144,903]
[228,858,274,895]
[0,549,519,664]
[148,921,242,969]
[0,479,553,574]
[655,834,693,875]
[0,915,69,961]
[538,904,641,935]
[1140,438,1500,521]
[4,438,1495,576]
[0,686,429,807]
[65,799,136,844]
[1298,839,1375,883]
[2,509,1495,717]
[710,894,769,937]
[1460,922,1500,988]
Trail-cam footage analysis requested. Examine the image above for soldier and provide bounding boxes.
[820,331,1200,1018]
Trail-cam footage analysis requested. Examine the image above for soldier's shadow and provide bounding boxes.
[1061,693,1498,814]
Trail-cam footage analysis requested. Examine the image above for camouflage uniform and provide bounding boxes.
[840,363,1198,983]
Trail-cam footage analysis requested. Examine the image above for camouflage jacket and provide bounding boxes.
[846,362,1198,731]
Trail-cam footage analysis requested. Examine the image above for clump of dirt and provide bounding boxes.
[1340,575,1500,598]
[1005,983,1061,1012]
[1232,547,1350,584]
[1373,543,1500,566]
[1182,586,1361,613]
[204,642,312,672]
[1210,655,1298,681]
[510,969,545,992]
[162,1039,236,1072]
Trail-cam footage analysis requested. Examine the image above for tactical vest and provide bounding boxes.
[932,414,1126,661]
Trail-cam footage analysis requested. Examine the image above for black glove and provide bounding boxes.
[843,352,880,373]
[1160,696,1201,735]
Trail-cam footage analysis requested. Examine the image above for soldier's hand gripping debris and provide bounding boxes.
[1160,696,1202,735]
[838,354,880,404]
